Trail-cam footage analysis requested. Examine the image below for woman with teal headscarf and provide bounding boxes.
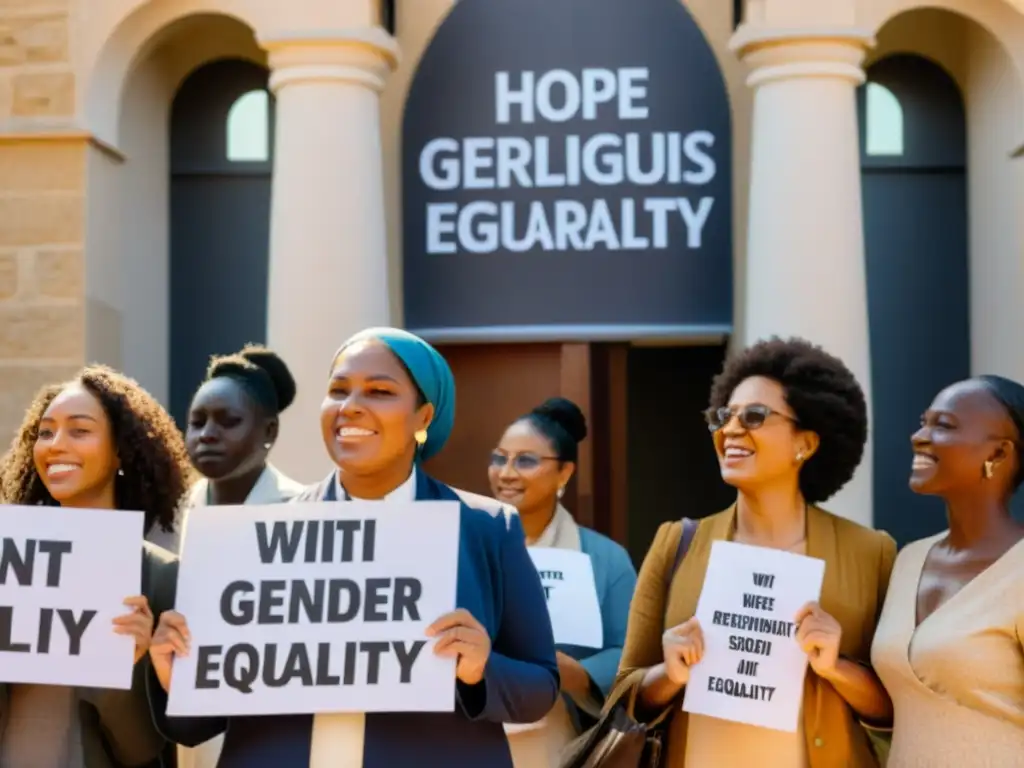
[147,328,560,768]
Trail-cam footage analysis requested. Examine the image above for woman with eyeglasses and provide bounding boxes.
[488,397,637,767]
[608,337,896,768]
[871,376,1024,765]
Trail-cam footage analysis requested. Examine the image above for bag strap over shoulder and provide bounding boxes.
[665,517,699,591]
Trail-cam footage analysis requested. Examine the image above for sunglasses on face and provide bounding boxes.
[703,404,797,432]
[489,452,559,472]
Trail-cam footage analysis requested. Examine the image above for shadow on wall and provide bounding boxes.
[626,344,733,566]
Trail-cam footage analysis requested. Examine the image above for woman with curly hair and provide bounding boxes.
[606,337,896,768]
[0,364,190,768]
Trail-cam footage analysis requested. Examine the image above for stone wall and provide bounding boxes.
[0,0,84,447]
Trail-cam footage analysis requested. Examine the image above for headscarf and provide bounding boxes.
[332,327,455,462]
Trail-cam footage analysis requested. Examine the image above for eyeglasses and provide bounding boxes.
[490,452,560,472]
[703,404,798,433]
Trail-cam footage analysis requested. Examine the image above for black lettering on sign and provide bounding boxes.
[536,570,564,581]
[0,605,95,655]
[194,640,428,692]
[752,572,775,589]
[741,593,775,612]
[254,520,378,565]
[0,539,73,587]
[710,611,794,638]
[727,634,772,657]
[218,578,424,626]
[706,675,775,702]
[736,658,759,677]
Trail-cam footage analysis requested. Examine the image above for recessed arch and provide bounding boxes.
[858,51,966,544]
[84,3,261,147]
[169,58,275,424]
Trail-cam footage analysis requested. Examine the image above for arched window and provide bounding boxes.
[226,89,269,162]
[865,82,904,156]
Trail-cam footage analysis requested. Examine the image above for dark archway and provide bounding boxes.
[169,58,274,425]
[858,54,969,546]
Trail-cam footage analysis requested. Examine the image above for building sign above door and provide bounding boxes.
[402,0,733,342]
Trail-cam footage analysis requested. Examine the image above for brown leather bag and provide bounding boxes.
[558,518,699,768]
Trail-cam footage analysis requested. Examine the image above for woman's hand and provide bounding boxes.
[113,595,154,664]
[556,651,592,699]
[149,610,191,693]
[795,601,842,678]
[428,608,492,686]
[662,617,704,686]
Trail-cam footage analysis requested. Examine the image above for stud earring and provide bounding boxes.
[796,452,804,462]
[264,442,273,450]
[117,468,124,477]
[414,429,428,446]
[984,460,995,479]
[557,486,565,499]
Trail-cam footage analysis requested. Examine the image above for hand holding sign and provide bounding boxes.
[150,610,191,693]
[794,601,841,677]
[663,617,705,686]
[112,595,154,664]
[428,608,491,685]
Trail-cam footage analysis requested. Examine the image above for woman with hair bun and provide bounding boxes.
[488,397,637,767]
[160,344,304,768]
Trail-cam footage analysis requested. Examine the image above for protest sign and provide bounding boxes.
[0,505,142,689]
[167,501,461,717]
[528,548,602,648]
[683,540,825,732]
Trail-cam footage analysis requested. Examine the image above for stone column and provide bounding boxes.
[260,29,399,482]
[731,27,876,528]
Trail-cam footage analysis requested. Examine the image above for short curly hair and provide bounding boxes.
[708,337,868,504]
[0,365,193,534]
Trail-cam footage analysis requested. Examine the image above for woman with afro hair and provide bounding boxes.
[0,364,190,768]
[606,337,897,768]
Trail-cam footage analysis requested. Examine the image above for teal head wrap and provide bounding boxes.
[332,327,456,462]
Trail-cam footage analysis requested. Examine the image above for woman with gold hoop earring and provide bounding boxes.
[147,327,559,768]
[872,375,1024,765]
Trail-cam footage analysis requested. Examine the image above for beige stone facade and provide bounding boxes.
[0,2,84,438]
[0,0,1022,528]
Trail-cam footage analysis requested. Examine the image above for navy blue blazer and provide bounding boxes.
[147,470,560,767]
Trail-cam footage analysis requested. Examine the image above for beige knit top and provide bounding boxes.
[871,533,1024,767]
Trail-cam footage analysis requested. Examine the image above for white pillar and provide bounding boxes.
[261,29,400,483]
[731,27,876,528]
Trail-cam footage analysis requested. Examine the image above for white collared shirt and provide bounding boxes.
[309,465,418,768]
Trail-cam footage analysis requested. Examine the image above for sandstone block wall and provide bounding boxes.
[0,0,85,448]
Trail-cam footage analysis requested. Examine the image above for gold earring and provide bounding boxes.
[414,429,428,446]
[984,460,995,479]
[796,453,804,462]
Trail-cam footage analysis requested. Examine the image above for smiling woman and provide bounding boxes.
[145,327,560,768]
[871,375,1024,766]
[488,397,637,767]
[0,364,190,768]
[610,337,897,768]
